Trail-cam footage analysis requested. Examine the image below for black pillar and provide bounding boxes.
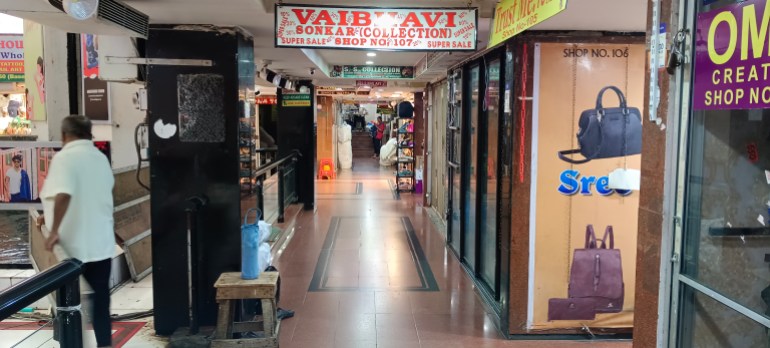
[146,26,254,335]
[277,85,315,210]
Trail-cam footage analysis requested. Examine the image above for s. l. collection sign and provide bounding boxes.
[275,4,477,51]
[694,0,770,110]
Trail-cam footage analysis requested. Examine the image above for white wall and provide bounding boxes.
[42,25,69,142]
[25,22,145,170]
[106,82,145,170]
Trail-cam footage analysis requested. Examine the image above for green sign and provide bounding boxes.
[331,65,414,79]
[282,93,311,107]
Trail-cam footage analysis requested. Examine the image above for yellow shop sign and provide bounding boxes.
[488,0,568,47]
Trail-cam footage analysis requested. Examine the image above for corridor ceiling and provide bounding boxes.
[1,0,647,95]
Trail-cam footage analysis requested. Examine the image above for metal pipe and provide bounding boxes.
[278,166,285,223]
[55,278,82,348]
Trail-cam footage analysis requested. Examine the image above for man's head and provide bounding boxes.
[11,155,21,169]
[61,115,92,145]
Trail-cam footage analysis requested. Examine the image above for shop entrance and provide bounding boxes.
[668,0,770,346]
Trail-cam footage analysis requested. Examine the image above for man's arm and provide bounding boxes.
[45,193,71,251]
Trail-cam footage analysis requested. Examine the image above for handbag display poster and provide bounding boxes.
[529,43,645,330]
[22,21,46,121]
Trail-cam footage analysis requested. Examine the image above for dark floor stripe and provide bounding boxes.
[308,216,439,292]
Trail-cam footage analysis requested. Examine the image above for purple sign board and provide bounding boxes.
[694,0,770,110]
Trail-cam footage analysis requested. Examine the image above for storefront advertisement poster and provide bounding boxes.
[693,0,770,110]
[275,5,477,51]
[81,34,110,122]
[331,65,414,79]
[23,21,45,121]
[488,0,567,48]
[530,43,645,330]
[0,34,24,83]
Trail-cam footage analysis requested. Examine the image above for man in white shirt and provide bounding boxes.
[39,115,115,348]
[5,155,22,203]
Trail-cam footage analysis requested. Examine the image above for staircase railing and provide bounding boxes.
[0,258,84,347]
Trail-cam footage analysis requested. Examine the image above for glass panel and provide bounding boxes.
[677,1,770,336]
[480,59,501,291]
[677,285,770,348]
[464,65,480,268]
[449,71,463,253]
[681,108,770,322]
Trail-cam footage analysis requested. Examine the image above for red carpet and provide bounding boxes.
[0,321,146,348]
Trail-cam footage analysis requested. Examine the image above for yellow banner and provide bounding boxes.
[488,0,567,48]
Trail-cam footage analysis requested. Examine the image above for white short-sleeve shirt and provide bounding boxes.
[5,168,21,194]
[40,140,115,263]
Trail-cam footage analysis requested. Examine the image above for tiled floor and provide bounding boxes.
[274,158,633,348]
[0,157,633,347]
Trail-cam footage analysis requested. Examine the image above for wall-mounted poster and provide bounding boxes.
[81,34,111,122]
[0,141,111,205]
[529,43,645,330]
[23,21,45,121]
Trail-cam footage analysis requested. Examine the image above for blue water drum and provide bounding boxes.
[241,208,261,280]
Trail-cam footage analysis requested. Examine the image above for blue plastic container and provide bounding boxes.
[241,208,261,280]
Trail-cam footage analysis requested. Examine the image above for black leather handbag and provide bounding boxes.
[558,86,642,164]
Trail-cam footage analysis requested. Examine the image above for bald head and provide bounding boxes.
[61,115,92,144]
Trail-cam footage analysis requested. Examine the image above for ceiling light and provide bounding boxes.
[367,52,377,57]
[365,61,374,65]
[395,91,403,94]
[335,87,343,91]
[377,89,384,92]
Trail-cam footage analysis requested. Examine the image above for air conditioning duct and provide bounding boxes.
[46,0,149,38]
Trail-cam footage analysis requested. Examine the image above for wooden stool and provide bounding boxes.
[212,272,280,347]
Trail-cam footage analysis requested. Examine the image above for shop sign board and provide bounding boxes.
[356,80,387,88]
[693,0,770,110]
[488,0,567,48]
[255,96,277,105]
[0,34,24,83]
[275,5,477,51]
[282,93,311,107]
[331,65,414,79]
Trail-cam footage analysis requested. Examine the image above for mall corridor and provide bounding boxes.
[271,159,631,348]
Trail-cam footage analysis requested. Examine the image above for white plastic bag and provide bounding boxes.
[379,138,398,166]
[337,124,352,143]
[339,140,353,169]
[258,242,273,269]
[258,221,271,243]
[607,168,641,191]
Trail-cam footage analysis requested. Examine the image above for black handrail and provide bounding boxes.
[0,258,84,347]
[253,150,301,221]
[254,147,279,154]
[254,150,301,178]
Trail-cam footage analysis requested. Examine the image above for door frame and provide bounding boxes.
[666,0,770,346]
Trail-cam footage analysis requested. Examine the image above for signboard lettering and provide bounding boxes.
[558,169,632,196]
[694,0,770,110]
[332,65,413,79]
[488,0,567,48]
[0,34,24,83]
[276,5,477,51]
[282,93,311,107]
[356,80,387,88]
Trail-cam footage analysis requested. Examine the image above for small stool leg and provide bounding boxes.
[261,298,276,337]
[214,300,235,339]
